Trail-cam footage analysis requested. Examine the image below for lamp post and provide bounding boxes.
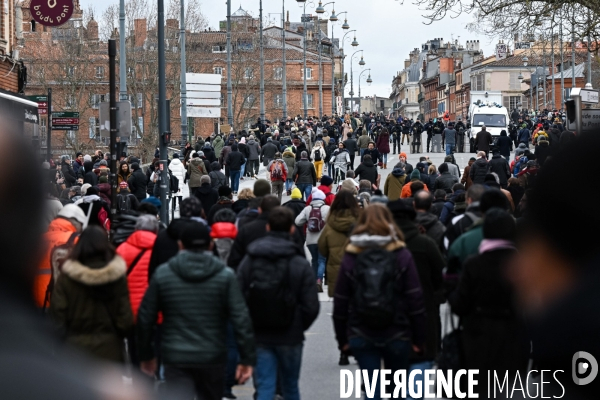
[180,0,189,142]
[329,6,338,115]
[523,56,533,113]
[259,0,265,123]
[282,0,288,120]
[334,11,350,112]
[226,0,233,126]
[315,1,337,118]
[119,0,127,102]
[349,50,364,115]
[157,0,168,223]
[341,29,357,111]
[297,0,309,120]
[358,68,371,113]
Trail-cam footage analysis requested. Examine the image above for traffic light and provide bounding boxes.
[565,99,576,124]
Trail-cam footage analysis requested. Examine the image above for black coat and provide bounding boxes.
[475,130,493,152]
[488,155,511,187]
[225,151,246,171]
[148,218,200,279]
[294,143,309,161]
[343,138,358,155]
[127,169,148,202]
[496,135,513,159]
[430,199,445,218]
[469,158,489,185]
[61,162,77,187]
[194,183,220,217]
[535,142,551,166]
[207,198,234,225]
[354,159,379,186]
[82,161,97,186]
[260,142,279,163]
[361,148,380,164]
[291,160,316,186]
[433,172,458,193]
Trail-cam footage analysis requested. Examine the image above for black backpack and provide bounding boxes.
[246,257,296,330]
[352,248,398,329]
[117,194,133,213]
[314,148,322,162]
[110,213,138,246]
[170,174,179,193]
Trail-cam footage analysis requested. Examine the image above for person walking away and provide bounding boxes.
[401,169,429,198]
[237,207,319,400]
[535,135,551,166]
[469,151,489,185]
[208,161,227,191]
[246,135,261,179]
[332,204,427,398]
[497,130,513,159]
[449,209,529,396]
[194,175,220,218]
[488,149,511,188]
[291,151,317,201]
[357,129,371,159]
[475,125,493,158]
[127,162,148,203]
[355,155,380,190]
[282,147,297,196]
[461,157,476,190]
[383,164,406,201]
[433,163,459,194]
[50,226,133,363]
[238,137,249,179]
[343,134,358,170]
[225,143,246,196]
[376,128,391,169]
[295,189,330,292]
[137,223,255,399]
[260,138,279,174]
[311,141,325,180]
[267,152,288,201]
[212,134,225,159]
[61,155,77,188]
[443,122,457,156]
[187,152,208,197]
[169,153,187,216]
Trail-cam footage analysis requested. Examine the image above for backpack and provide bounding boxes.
[110,213,138,246]
[314,148,322,162]
[270,160,284,180]
[117,194,132,213]
[170,174,179,193]
[43,232,79,309]
[352,248,398,329]
[246,257,296,329]
[307,205,325,233]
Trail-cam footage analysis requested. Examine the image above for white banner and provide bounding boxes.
[187,91,221,99]
[186,83,221,93]
[186,73,221,85]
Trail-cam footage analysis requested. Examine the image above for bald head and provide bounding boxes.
[413,190,433,211]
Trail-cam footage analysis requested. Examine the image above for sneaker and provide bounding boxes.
[316,279,323,293]
[338,352,350,366]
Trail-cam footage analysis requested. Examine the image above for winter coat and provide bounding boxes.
[443,129,457,146]
[187,158,208,189]
[202,146,217,163]
[237,233,319,346]
[514,143,528,159]
[246,139,261,160]
[168,158,188,198]
[260,142,279,165]
[292,160,317,186]
[535,141,551,166]
[50,256,133,363]
[446,162,460,180]
[83,161,98,186]
[76,195,110,228]
[212,135,225,158]
[116,230,157,321]
[283,199,308,221]
[127,168,148,202]
[117,171,131,192]
[330,149,351,175]
[496,134,513,159]
[282,150,296,174]
[137,250,256,366]
[318,210,358,297]
[449,247,529,380]
[401,179,430,199]
[488,155,511,187]
[219,145,232,167]
[392,217,445,362]
[361,148,380,164]
[357,134,370,149]
[61,162,77,187]
[332,234,427,349]
[461,164,474,190]
[517,129,530,145]
[433,172,459,193]
[376,132,390,154]
[469,158,489,185]
[194,183,220,217]
[295,200,330,245]
[475,129,493,152]
[507,184,525,211]
[310,145,325,163]
[430,199,445,218]
[414,211,446,249]
[225,150,246,171]
[343,138,358,155]
[354,159,379,186]
[305,184,335,206]
[97,183,112,207]
[207,197,234,225]
[294,143,309,161]
[384,169,406,201]
[209,170,227,190]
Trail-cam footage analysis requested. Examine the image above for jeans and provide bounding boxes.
[163,364,225,400]
[285,178,294,192]
[254,344,303,400]
[230,170,241,192]
[223,323,239,397]
[381,153,388,164]
[349,336,411,400]
[240,162,246,177]
[360,148,366,158]
[272,180,284,201]
[406,360,435,400]
[445,143,455,155]
[297,183,312,201]
[314,160,324,180]
[307,244,326,280]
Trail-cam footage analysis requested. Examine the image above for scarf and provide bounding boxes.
[479,239,516,254]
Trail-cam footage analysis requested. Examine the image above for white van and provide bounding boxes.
[470,103,510,138]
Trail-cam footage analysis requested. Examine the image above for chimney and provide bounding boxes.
[166,18,178,31]
[87,17,98,41]
[134,19,147,48]
[297,26,304,34]
[318,19,328,37]
[404,59,410,69]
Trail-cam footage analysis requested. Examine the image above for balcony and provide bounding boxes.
[418,92,424,102]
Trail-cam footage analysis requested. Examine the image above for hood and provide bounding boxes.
[213,136,223,144]
[48,217,77,234]
[190,158,203,166]
[126,230,157,250]
[391,167,405,177]
[327,210,357,234]
[168,250,225,282]
[170,158,182,166]
[317,184,332,195]
[394,219,419,241]
[247,139,257,145]
[363,159,375,168]
[309,199,325,207]
[415,211,439,229]
[283,150,295,158]
[210,222,238,240]
[83,161,94,171]
[62,256,126,286]
[98,183,111,194]
[474,158,488,167]
[246,232,299,259]
[345,234,405,253]
[517,143,528,149]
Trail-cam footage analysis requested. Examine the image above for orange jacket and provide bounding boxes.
[34,218,78,308]
[116,230,157,321]
[400,181,429,198]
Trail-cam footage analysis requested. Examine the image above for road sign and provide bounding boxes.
[580,89,599,104]
[52,111,79,118]
[567,109,600,133]
[52,118,79,124]
[186,73,222,118]
[52,125,79,131]
[29,95,48,115]
[187,98,221,107]
[28,95,48,103]
[187,107,221,118]
[99,101,132,138]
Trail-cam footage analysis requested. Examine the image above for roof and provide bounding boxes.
[231,6,251,18]
[471,52,587,70]
[547,63,585,79]
[407,51,427,82]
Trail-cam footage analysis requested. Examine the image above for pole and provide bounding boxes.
[109,40,118,223]
[119,0,127,101]
[587,10,592,87]
[318,22,323,118]
[47,88,52,162]
[226,0,233,126]
[560,12,565,107]
[331,24,335,115]
[259,0,265,123]
[542,37,547,110]
[551,25,555,109]
[350,58,353,114]
[302,4,308,120]
[180,0,189,143]
[158,0,168,223]
[571,13,576,90]
[573,92,583,134]
[282,2,288,120]
[358,72,360,113]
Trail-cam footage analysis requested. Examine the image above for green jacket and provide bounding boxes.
[357,134,371,149]
[50,256,133,363]
[137,250,256,366]
[213,135,225,158]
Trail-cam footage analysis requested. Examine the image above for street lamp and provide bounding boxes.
[315,1,336,117]
[358,68,371,113]
[330,9,350,116]
[259,0,265,124]
[297,0,313,120]
[341,29,357,110]
[523,56,533,113]
[350,49,364,115]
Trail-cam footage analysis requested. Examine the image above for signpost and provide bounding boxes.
[186,73,222,122]
[580,88,599,104]
[567,109,600,133]
[99,101,132,139]
[51,111,79,131]
[28,95,48,115]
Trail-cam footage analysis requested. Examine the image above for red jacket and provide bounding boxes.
[116,230,156,321]
[305,184,335,206]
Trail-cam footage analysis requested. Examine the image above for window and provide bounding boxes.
[509,72,521,90]
[66,130,75,141]
[237,40,253,51]
[503,95,522,111]
[274,93,283,108]
[243,94,255,108]
[437,102,446,114]
[66,66,74,77]
[302,68,313,80]
[91,94,105,109]
[137,93,143,109]
[564,88,572,100]
[244,67,254,80]
[273,67,283,80]
[212,45,226,53]
[89,117,97,138]
[127,66,134,77]
[473,114,507,127]
[307,94,314,108]
[95,66,104,79]
[213,66,223,75]
[380,100,384,108]
[471,74,485,91]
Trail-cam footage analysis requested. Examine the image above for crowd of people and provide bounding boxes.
[11,108,597,400]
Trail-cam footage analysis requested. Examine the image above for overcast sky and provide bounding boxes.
[82,0,497,97]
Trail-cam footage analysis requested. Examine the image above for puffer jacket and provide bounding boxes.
[50,256,133,362]
[116,230,157,321]
[137,251,256,366]
[383,168,406,201]
[433,172,459,193]
[212,135,225,158]
[283,150,296,173]
[354,158,378,186]
[469,158,489,185]
[187,158,208,189]
[168,158,188,198]
[318,210,358,297]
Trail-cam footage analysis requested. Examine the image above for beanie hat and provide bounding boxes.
[290,188,302,199]
[410,169,421,180]
[99,175,108,183]
[311,188,326,201]
[58,204,87,226]
[253,179,272,197]
[320,175,334,187]
[399,152,408,159]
